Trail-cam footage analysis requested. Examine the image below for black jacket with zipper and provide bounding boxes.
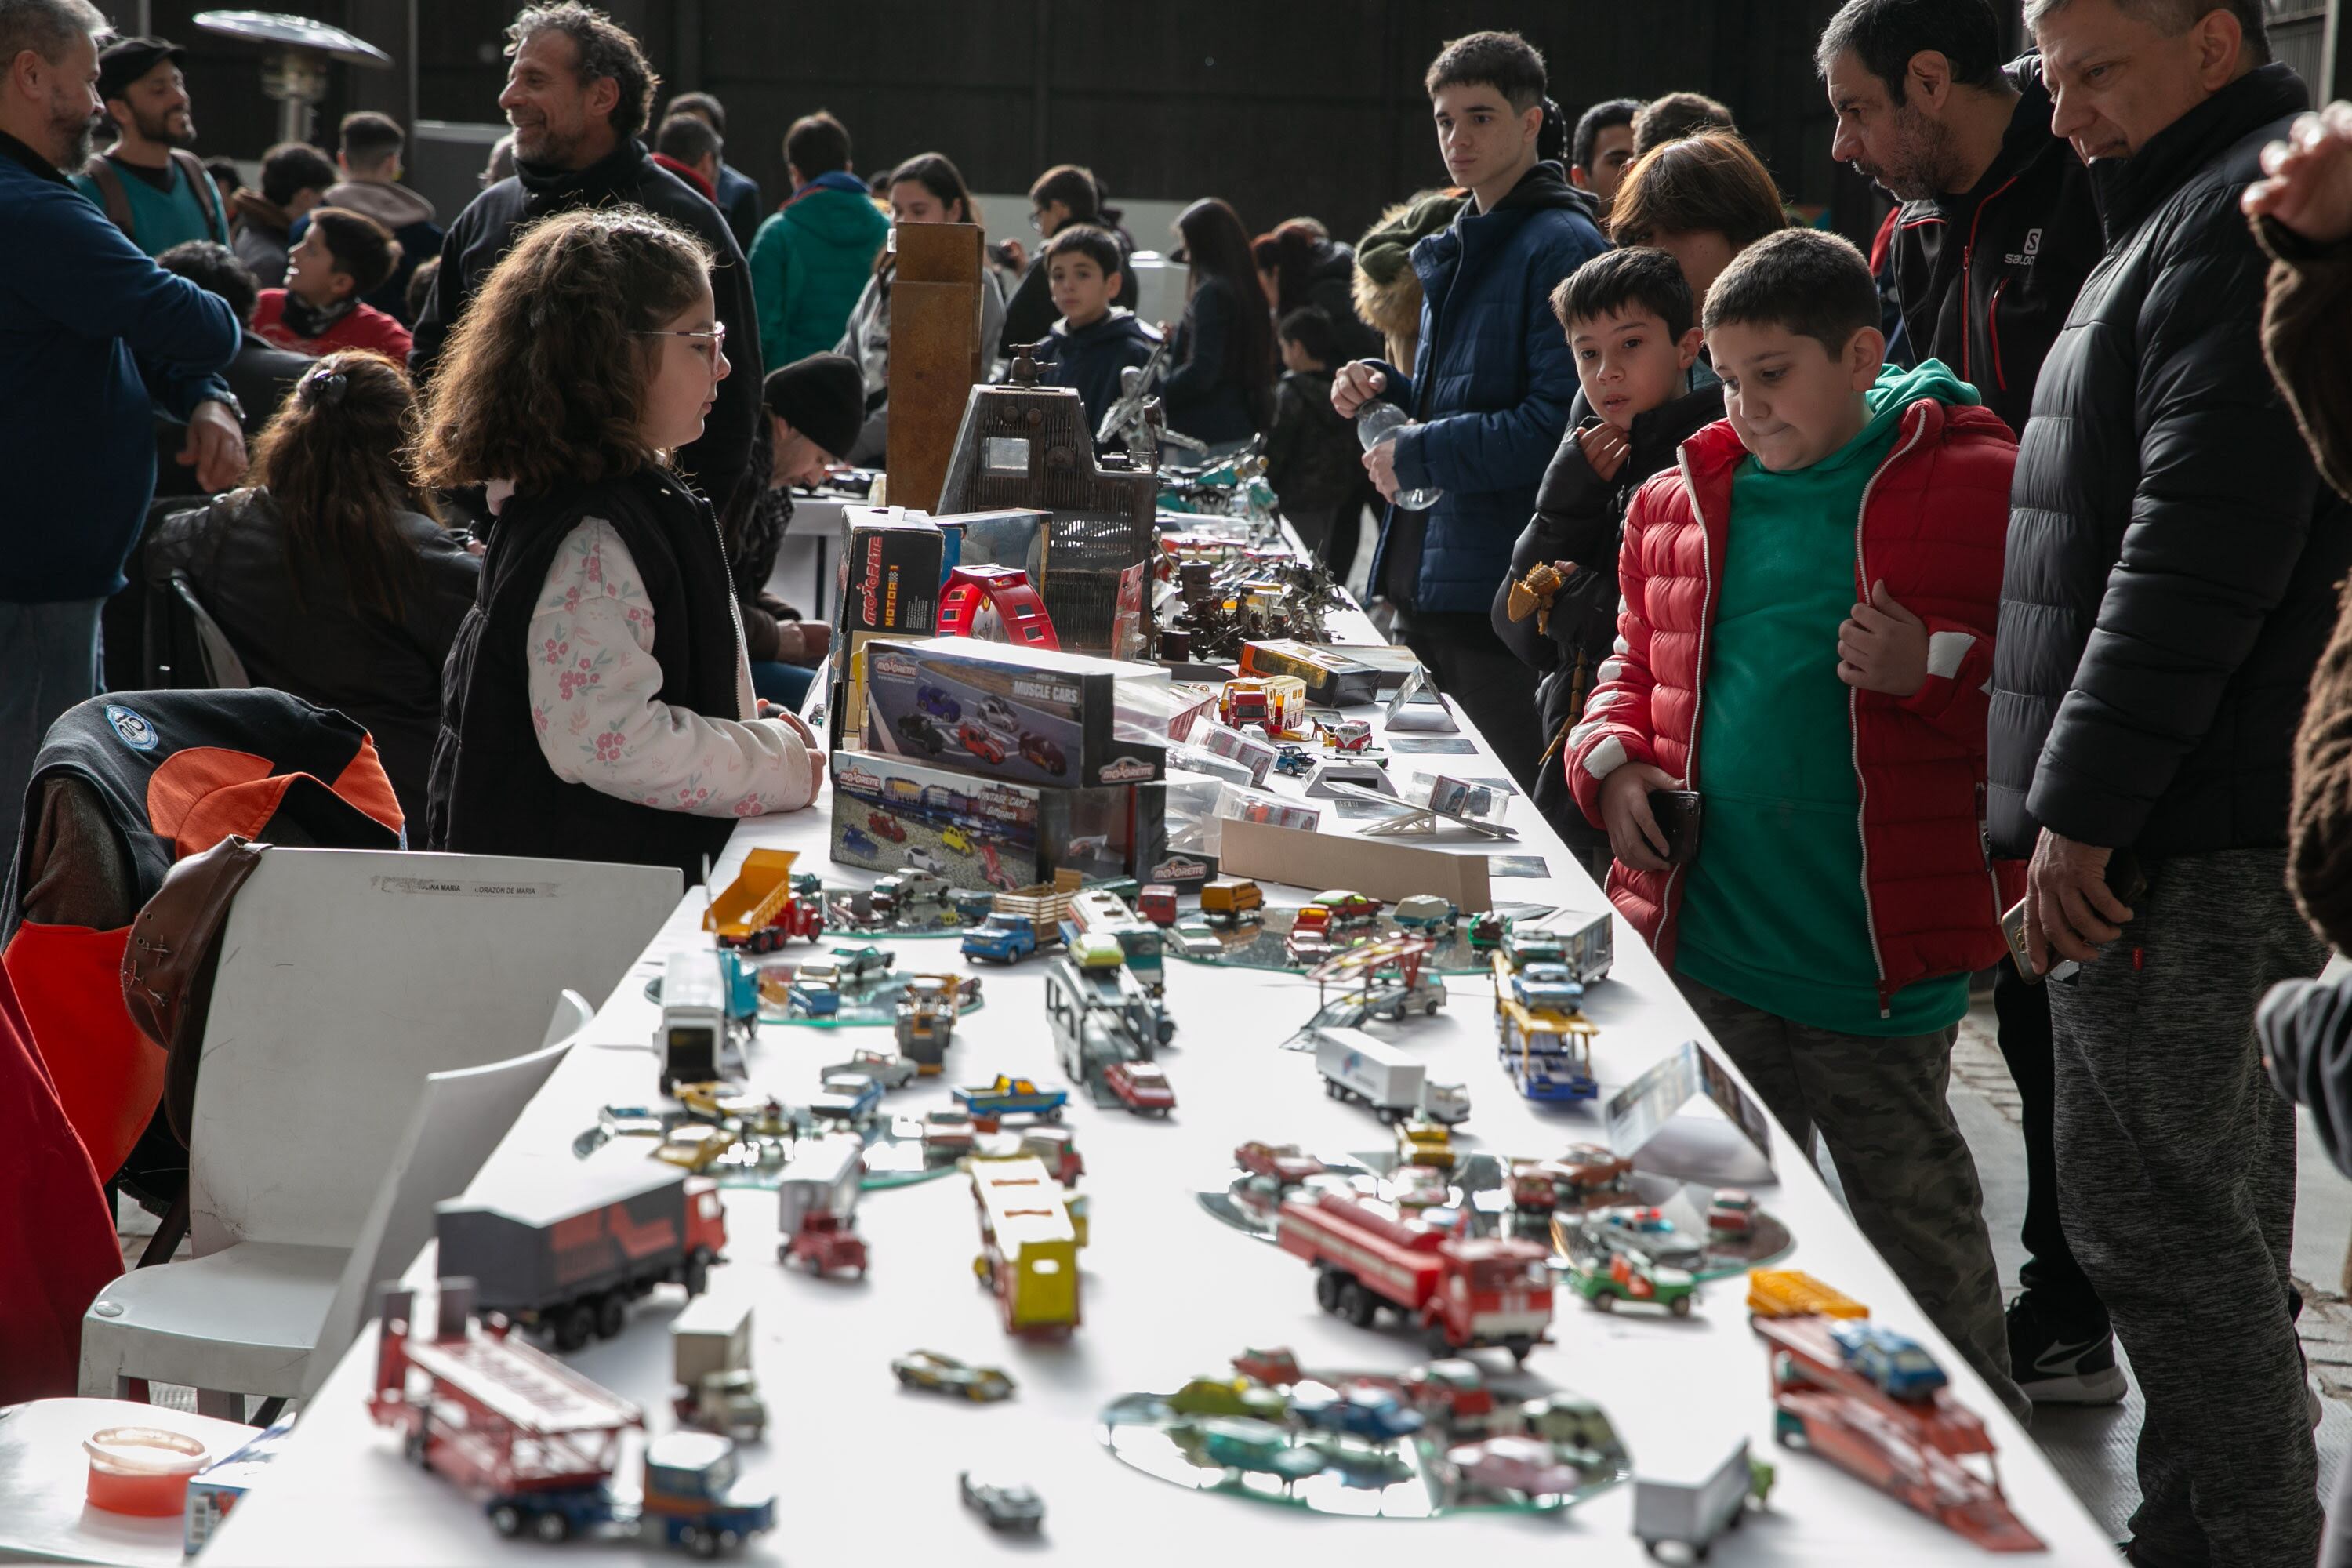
[1991,64,2352,859]
[1885,55,2103,437]
[1491,379,1724,841]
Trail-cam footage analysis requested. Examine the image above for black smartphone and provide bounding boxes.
[1647,789,1701,866]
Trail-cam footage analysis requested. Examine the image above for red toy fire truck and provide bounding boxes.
[1275,1190,1553,1363]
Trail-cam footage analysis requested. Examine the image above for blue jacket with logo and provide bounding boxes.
[0,131,237,601]
[1366,162,1606,613]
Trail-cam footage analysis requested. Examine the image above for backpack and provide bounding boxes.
[82,147,226,246]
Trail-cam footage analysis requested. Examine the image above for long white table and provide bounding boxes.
[201,656,2113,1566]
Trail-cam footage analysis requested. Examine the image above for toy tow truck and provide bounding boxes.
[368,1280,774,1554]
[1275,1190,1553,1363]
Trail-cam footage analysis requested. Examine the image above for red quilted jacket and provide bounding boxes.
[1567,403,2019,1011]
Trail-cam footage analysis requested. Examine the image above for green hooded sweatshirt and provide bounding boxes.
[1673,359,1979,1038]
[749,177,889,369]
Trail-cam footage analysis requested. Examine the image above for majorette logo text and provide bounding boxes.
[873,650,917,681]
[1098,757,1156,782]
[1152,856,1207,880]
[858,536,882,626]
[837,763,882,794]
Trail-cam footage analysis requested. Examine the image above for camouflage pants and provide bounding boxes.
[2049,848,2322,1568]
[1674,974,2026,1423]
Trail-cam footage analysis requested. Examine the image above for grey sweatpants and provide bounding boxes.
[2049,848,2325,1568]
[1675,974,2027,1423]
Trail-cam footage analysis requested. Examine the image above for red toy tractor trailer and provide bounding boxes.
[436,1165,729,1352]
[1276,1189,1555,1363]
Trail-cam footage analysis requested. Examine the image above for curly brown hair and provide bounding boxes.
[410,207,712,495]
[254,350,441,622]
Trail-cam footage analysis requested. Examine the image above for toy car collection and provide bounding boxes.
[369,1281,775,1554]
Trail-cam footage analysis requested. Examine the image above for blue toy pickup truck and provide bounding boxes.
[960,914,1040,964]
[952,1076,1068,1121]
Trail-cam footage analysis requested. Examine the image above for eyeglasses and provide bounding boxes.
[1028,209,1047,233]
[633,322,728,357]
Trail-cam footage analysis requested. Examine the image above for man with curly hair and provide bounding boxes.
[409,3,760,511]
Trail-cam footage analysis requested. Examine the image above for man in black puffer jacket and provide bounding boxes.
[1993,3,2352,1563]
[408,5,760,511]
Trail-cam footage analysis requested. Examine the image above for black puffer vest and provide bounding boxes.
[426,468,743,880]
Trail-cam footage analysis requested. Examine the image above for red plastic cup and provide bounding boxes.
[83,1426,209,1516]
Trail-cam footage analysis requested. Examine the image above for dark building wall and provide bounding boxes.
[101,0,1918,245]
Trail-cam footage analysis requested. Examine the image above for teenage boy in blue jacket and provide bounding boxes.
[1334,30,1608,789]
[0,3,242,855]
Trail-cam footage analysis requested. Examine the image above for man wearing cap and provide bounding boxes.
[727,352,862,709]
[0,0,243,854]
[70,36,228,256]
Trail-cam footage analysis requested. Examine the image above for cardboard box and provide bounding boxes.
[1217,814,1492,910]
[1240,639,1383,706]
[829,749,1167,889]
[827,508,944,746]
[862,636,1168,789]
[936,508,1049,587]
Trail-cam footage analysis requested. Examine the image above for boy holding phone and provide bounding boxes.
[1566,229,2023,1417]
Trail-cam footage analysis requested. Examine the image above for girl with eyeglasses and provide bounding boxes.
[416,206,822,877]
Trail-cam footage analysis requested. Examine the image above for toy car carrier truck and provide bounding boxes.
[436,1163,728,1351]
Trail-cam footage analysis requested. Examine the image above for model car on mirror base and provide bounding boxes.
[1231,1346,1302,1386]
[959,1472,1044,1534]
[1708,1188,1759,1235]
[1290,1382,1425,1442]
[891,1350,1014,1403]
[1167,1375,1288,1422]
[822,1049,917,1091]
[1448,1436,1583,1500]
[1192,1417,1325,1483]
[1235,1142,1325,1187]
[1566,1248,1695,1317]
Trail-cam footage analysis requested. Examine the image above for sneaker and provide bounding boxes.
[2007,1292,2128,1406]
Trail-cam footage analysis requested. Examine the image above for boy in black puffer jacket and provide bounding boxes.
[1492,249,1721,869]
[1028,225,1160,452]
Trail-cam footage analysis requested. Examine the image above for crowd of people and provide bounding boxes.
[6,0,2352,1559]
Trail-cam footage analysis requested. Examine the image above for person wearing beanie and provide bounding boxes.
[1349,187,1468,368]
[724,353,865,708]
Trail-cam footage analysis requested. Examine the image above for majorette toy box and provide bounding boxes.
[828,749,1169,890]
[828,507,944,747]
[861,636,1168,790]
[1238,638,1382,707]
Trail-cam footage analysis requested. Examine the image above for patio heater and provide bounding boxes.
[192,11,392,146]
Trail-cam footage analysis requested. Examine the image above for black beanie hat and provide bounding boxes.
[761,353,864,461]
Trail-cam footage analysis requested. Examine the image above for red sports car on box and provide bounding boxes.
[958,722,1007,765]
[1105,1061,1174,1116]
[866,810,907,844]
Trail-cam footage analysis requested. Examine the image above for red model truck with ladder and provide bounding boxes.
[1750,1287,2042,1552]
[368,1279,775,1554]
[1275,1189,1553,1363]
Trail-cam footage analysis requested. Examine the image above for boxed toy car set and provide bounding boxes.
[862,637,1168,790]
[1238,639,1382,707]
[829,749,1169,891]
[827,508,945,746]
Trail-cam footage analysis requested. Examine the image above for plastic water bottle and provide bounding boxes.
[1357,400,1443,511]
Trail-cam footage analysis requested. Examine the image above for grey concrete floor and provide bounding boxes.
[1936,996,2352,1541]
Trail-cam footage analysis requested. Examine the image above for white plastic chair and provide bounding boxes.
[295,991,589,1400]
[78,850,677,1417]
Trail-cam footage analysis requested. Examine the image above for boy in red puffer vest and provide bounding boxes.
[1567,228,2024,1420]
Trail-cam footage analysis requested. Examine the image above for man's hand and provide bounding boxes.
[1578,421,1631,482]
[998,238,1027,274]
[2023,829,2135,972]
[179,400,246,492]
[1599,761,1679,873]
[1332,361,1386,419]
[1363,437,1400,501]
[2244,101,2352,247]
[1836,580,1929,696]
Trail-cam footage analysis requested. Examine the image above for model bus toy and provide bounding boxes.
[368,1280,774,1555]
[971,1156,1083,1336]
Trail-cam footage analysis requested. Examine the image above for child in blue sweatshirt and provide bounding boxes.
[1027,224,1158,448]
